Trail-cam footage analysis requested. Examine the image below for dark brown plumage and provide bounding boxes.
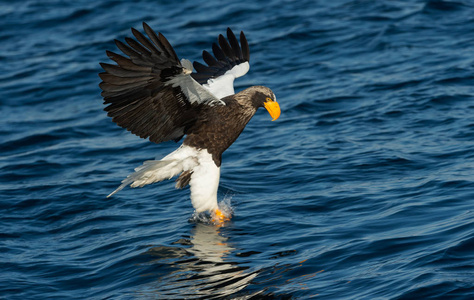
[184,86,274,166]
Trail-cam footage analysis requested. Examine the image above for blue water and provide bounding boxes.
[1,0,474,298]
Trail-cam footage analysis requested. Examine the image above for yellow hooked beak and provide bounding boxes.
[264,98,281,121]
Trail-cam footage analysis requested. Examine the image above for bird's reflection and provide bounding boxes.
[139,223,261,299]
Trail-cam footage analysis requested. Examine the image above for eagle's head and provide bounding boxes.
[248,86,280,121]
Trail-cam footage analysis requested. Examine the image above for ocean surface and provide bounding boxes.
[1,0,474,299]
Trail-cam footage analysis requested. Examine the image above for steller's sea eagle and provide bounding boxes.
[99,23,280,223]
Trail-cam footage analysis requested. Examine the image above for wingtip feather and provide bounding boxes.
[240,31,250,61]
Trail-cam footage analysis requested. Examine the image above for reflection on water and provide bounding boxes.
[137,223,261,299]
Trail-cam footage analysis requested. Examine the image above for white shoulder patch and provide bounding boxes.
[165,74,225,106]
[229,61,250,78]
[180,58,193,74]
[202,62,250,99]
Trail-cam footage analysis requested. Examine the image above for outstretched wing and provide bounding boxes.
[99,22,224,144]
[191,28,250,99]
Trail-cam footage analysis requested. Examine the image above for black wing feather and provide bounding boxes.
[218,34,235,63]
[227,28,243,61]
[211,43,227,62]
[240,31,250,62]
[158,32,180,63]
[131,28,161,55]
[125,37,152,57]
[191,28,250,84]
[99,63,144,77]
[202,50,219,67]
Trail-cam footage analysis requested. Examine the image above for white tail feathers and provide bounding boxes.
[107,160,175,198]
[107,145,199,198]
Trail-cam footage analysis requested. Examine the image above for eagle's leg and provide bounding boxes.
[188,149,230,224]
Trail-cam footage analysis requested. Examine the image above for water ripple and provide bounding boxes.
[1,0,474,299]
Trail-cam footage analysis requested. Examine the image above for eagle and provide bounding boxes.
[99,23,280,223]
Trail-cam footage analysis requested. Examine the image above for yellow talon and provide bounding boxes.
[212,208,230,224]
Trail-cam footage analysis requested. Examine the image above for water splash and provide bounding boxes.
[189,195,234,225]
[218,194,234,218]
